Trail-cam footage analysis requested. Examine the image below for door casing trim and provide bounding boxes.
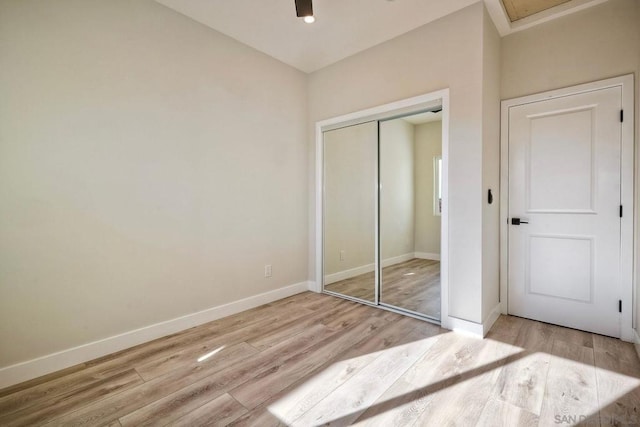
[499,74,635,341]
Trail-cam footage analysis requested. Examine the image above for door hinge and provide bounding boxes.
[619,300,622,313]
[620,110,624,122]
[620,205,623,218]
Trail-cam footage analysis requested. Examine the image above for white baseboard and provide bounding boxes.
[482,303,502,336]
[414,252,441,261]
[324,252,415,285]
[442,304,501,338]
[0,281,309,390]
[634,329,640,361]
[308,280,319,293]
[444,316,484,337]
[381,253,415,268]
[324,263,375,285]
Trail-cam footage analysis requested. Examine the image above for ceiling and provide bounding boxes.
[155,0,610,73]
[154,0,479,73]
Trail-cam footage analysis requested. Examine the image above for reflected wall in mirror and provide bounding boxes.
[380,111,442,319]
[323,121,377,302]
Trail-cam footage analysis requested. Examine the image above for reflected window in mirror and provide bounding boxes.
[434,156,442,216]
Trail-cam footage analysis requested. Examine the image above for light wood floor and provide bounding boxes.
[1,292,639,426]
[325,258,440,318]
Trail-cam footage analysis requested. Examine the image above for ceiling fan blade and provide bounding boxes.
[295,0,313,17]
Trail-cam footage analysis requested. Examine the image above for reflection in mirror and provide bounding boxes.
[379,110,442,319]
[323,122,377,302]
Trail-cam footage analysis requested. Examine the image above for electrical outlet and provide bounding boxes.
[264,264,272,278]
[340,250,345,261]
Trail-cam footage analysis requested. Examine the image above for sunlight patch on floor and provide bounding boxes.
[267,333,525,425]
[590,365,640,408]
[196,345,225,362]
[267,328,640,426]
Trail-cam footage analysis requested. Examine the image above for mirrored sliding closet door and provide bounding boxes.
[320,98,444,323]
[322,121,377,303]
[379,114,442,320]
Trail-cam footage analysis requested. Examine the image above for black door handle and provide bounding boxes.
[511,218,529,225]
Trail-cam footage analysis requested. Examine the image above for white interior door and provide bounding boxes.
[507,86,622,337]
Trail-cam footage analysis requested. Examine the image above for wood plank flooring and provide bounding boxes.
[0,292,639,426]
[324,258,440,318]
[380,259,440,318]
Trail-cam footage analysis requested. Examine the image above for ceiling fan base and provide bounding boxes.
[295,0,313,17]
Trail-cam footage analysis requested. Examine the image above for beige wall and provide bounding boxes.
[414,121,442,255]
[380,119,416,260]
[501,0,640,337]
[0,0,308,368]
[309,2,491,324]
[323,122,377,276]
[501,0,639,100]
[481,6,502,322]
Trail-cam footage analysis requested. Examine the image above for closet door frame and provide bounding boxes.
[314,89,450,325]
